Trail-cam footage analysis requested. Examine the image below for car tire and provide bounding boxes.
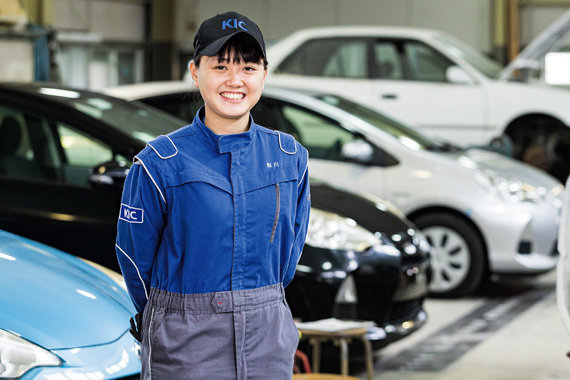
[413,212,485,298]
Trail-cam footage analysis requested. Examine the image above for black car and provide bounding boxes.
[0,83,429,346]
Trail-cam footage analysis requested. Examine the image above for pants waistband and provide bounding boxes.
[148,283,285,314]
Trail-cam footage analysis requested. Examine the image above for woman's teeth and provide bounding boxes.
[221,92,244,100]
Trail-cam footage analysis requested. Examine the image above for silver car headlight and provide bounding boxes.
[0,329,61,378]
[306,208,381,251]
[473,169,545,203]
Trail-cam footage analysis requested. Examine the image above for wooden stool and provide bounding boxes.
[296,326,374,380]
[293,374,361,380]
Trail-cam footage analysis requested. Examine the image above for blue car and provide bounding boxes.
[0,229,140,379]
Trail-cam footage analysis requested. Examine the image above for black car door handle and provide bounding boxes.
[381,94,398,99]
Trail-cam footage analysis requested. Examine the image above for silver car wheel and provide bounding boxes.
[423,225,471,293]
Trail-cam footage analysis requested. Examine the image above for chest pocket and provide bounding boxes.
[239,165,298,244]
[163,169,233,194]
[162,169,234,230]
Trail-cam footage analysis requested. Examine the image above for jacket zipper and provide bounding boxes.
[148,307,155,379]
[230,156,235,290]
[270,183,280,243]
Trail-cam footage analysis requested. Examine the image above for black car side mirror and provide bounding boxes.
[89,161,129,188]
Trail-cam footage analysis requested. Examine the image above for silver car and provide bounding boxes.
[106,82,563,297]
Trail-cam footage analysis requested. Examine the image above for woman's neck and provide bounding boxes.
[203,108,250,135]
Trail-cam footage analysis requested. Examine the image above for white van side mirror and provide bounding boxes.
[446,66,474,85]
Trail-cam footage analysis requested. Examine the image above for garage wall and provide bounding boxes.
[520,5,570,45]
[175,0,493,53]
[51,0,145,42]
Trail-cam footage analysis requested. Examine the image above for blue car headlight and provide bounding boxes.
[473,169,545,203]
[306,208,382,251]
[0,329,61,378]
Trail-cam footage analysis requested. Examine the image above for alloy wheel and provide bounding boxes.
[422,225,471,293]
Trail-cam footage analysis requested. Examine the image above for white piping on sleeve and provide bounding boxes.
[277,132,297,155]
[136,157,167,205]
[298,150,309,187]
[116,244,148,300]
[147,135,178,159]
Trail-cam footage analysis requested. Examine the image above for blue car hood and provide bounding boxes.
[0,230,135,350]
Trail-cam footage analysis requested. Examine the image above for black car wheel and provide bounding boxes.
[413,212,485,298]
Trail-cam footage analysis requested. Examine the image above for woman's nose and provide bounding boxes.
[226,70,244,86]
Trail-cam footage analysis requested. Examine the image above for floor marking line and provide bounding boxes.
[377,286,553,372]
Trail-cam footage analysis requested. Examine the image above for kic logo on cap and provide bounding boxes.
[120,204,144,224]
[222,19,247,31]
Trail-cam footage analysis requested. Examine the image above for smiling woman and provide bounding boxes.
[115,11,310,380]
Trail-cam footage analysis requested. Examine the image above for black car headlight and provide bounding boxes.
[0,329,61,378]
[306,208,382,251]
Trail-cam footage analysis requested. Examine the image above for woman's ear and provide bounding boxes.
[189,60,199,88]
[262,68,267,90]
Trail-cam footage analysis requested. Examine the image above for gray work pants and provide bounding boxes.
[140,283,299,380]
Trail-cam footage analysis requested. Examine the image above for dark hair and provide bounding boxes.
[194,34,268,69]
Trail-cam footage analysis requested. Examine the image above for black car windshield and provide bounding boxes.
[35,87,187,143]
[314,94,461,152]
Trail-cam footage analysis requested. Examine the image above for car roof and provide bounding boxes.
[274,25,442,40]
[106,81,414,145]
[103,80,197,101]
[105,80,324,102]
[0,82,127,104]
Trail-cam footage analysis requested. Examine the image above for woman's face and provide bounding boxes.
[190,52,267,127]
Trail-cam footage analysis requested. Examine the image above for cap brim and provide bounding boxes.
[195,31,265,59]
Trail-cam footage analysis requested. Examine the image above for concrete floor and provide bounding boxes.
[350,270,570,380]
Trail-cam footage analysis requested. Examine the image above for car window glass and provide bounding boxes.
[373,42,404,79]
[404,41,453,82]
[277,38,368,79]
[143,94,203,123]
[281,104,356,160]
[321,41,368,78]
[433,33,502,79]
[30,87,186,144]
[0,106,61,182]
[57,124,113,186]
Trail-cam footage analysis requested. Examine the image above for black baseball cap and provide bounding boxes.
[193,11,266,60]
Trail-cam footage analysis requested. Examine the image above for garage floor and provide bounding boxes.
[348,270,570,379]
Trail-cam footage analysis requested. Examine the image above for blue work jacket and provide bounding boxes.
[116,110,311,313]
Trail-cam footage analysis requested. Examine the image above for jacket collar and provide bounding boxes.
[192,107,255,154]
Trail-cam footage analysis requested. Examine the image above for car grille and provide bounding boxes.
[332,303,358,320]
[385,298,422,323]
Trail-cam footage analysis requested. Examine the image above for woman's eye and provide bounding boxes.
[214,65,226,70]
[244,66,255,71]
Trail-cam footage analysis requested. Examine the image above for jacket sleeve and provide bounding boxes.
[115,159,167,313]
[284,148,311,287]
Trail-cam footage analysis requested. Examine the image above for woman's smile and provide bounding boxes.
[220,92,246,101]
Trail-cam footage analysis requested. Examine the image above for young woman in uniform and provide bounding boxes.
[116,11,311,380]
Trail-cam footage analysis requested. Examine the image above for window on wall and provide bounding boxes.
[403,41,454,82]
[60,45,144,90]
[276,38,369,79]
